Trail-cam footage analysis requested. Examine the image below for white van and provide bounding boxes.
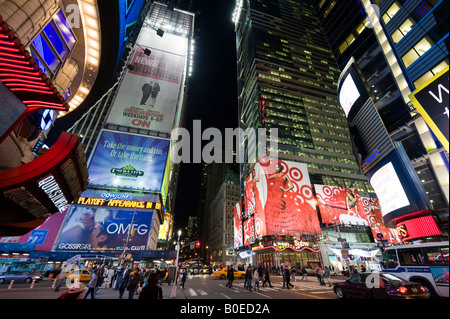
[380,241,449,298]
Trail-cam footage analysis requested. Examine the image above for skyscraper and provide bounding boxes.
[234,0,371,192]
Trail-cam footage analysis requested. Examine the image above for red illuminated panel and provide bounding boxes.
[396,215,441,241]
[0,18,68,143]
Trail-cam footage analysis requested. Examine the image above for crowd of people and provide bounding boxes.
[56,263,170,299]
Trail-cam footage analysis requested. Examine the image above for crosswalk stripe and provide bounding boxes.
[188,288,197,296]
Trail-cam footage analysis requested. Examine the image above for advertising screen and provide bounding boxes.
[106,30,187,133]
[315,185,401,243]
[243,217,255,246]
[315,185,369,226]
[88,130,169,191]
[369,162,410,218]
[55,204,152,252]
[339,73,361,118]
[234,201,243,249]
[244,158,320,238]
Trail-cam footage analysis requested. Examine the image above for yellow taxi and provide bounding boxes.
[65,269,92,283]
[213,267,245,279]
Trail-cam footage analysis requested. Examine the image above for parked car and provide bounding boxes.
[65,269,91,283]
[213,268,246,279]
[333,272,430,299]
[0,271,42,284]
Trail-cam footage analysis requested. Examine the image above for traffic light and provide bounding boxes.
[196,241,201,248]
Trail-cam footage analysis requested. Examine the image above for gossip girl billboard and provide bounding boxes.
[244,158,321,238]
[55,204,153,252]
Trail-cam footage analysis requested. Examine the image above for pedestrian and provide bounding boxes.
[316,266,325,286]
[84,268,97,299]
[57,282,87,299]
[225,266,234,288]
[94,264,104,296]
[283,265,294,289]
[301,265,308,281]
[104,266,115,288]
[127,267,141,299]
[113,265,122,290]
[324,266,332,287]
[253,267,260,292]
[159,267,167,286]
[244,265,253,290]
[118,265,131,299]
[139,273,163,299]
[257,265,264,287]
[291,266,296,282]
[54,264,69,292]
[180,268,187,289]
[262,266,273,288]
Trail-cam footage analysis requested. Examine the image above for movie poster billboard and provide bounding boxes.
[106,30,186,134]
[234,201,243,248]
[88,130,169,191]
[55,204,152,252]
[244,158,320,238]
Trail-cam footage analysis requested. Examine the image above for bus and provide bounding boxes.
[380,241,449,298]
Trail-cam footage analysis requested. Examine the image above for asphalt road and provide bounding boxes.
[0,274,343,300]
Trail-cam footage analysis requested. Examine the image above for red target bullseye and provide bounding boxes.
[289,167,303,182]
[301,185,314,200]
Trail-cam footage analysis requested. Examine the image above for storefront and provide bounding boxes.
[253,243,322,271]
[321,241,382,273]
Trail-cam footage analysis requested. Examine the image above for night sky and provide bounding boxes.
[173,0,238,229]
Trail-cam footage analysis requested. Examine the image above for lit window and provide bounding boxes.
[382,1,401,24]
[413,59,449,88]
[402,36,434,68]
[391,17,416,44]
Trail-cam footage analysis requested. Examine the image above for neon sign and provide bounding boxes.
[77,196,161,211]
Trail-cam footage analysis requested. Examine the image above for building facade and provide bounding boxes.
[232,0,386,272]
[208,169,240,266]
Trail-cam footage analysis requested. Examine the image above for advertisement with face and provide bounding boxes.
[55,205,152,252]
[88,130,169,191]
[244,158,320,238]
[106,31,186,133]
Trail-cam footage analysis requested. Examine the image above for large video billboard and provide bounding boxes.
[233,201,243,249]
[244,158,320,238]
[315,185,401,243]
[106,29,187,133]
[55,204,152,252]
[88,130,169,191]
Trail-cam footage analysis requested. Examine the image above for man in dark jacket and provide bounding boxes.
[118,265,131,299]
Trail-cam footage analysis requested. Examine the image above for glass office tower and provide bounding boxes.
[233,0,371,191]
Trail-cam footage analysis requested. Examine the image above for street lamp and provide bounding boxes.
[170,229,182,298]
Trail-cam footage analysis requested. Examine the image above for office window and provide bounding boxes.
[391,17,416,44]
[413,59,449,88]
[323,1,336,18]
[382,1,401,24]
[402,36,434,68]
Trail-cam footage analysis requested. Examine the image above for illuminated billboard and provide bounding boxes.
[365,141,432,227]
[339,74,361,118]
[55,204,153,252]
[244,158,320,238]
[315,185,401,243]
[106,29,187,133]
[369,162,410,217]
[234,201,243,248]
[88,130,169,191]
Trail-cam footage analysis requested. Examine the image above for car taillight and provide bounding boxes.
[419,286,426,292]
[398,287,408,294]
